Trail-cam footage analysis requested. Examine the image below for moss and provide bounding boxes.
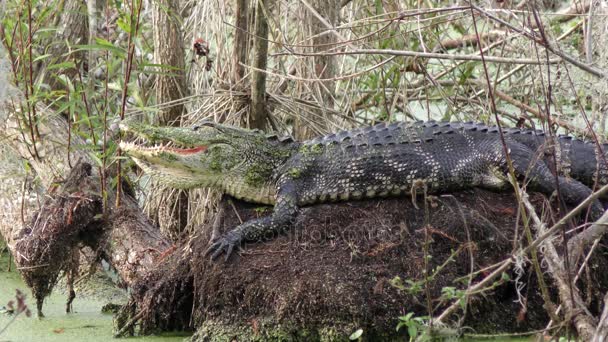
[254,207,270,214]
[245,163,274,187]
[207,147,239,172]
[101,303,123,314]
[208,150,223,171]
[288,168,302,178]
[311,144,324,154]
[189,319,388,342]
[299,144,324,157]
[269,145,295,160]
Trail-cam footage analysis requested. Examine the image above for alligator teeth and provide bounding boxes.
[119,141,136,150]
[119,139,199,155]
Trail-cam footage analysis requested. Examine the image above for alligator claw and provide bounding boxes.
[205,230,243,261]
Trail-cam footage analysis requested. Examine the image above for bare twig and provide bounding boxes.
[243,56,396,82]
[272,48,561,65]
[469,3,607,78]
[114,309,145,337]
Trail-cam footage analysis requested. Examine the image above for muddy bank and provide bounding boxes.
[124,188,608,341]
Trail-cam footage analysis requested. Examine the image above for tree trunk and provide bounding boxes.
[232,0,250,85]
[294,0,339,140]
[39,0,89,90]
[311,0,338,107]
[249,0,273,130]
[153,0,186,125]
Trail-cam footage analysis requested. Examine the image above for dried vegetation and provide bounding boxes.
[2,0,608,340]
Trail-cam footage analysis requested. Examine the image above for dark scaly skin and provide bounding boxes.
[119,121,607,261]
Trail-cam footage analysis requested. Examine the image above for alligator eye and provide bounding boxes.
[193,126,200,131]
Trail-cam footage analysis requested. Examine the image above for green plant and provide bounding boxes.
[439,286,466,309]
[396,312,431,341]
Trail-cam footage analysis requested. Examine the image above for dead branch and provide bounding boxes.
[520,189,596,340]
[553,0,591,24]
[469,3,606,78]
[568,210,608,270]
[433,183,608,325]
[592,293,608,342]
[232,0,250,84]
[272,48,562,65]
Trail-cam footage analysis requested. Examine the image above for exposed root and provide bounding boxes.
[12,162,104,317]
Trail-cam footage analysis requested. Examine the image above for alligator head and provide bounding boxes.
[119,120,298,204]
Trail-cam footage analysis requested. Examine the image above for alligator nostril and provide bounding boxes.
[193,126,200,131]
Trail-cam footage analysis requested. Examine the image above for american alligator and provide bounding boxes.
[119,120,607,260]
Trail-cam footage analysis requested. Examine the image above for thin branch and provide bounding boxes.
[469,3,607,78]
[272,48,561,65]
[242,56,396,82]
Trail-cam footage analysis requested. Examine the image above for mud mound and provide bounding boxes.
[122,188,608,341]
[186,189,608,341]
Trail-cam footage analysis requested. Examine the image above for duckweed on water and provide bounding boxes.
[0,250,189,342]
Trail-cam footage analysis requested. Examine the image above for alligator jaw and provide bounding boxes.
[118,138,216,189]
[119,140,208,156]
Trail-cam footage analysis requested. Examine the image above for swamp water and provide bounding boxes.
[0,249,189,342]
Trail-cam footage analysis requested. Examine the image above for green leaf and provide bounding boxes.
[374,0,382,14]
[55,74,75,92]
[349,329,363,340]
[117,17,131,34]
[94,37,114,46]
[389,276,403,289]
[89,153,103,168]
[47,61,76,71]
[73,44,126,58]
[33,54,53,63]
[399,312,414,321]
[407,325,418,339]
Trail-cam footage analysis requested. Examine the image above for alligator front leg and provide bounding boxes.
[205,190,299,261]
